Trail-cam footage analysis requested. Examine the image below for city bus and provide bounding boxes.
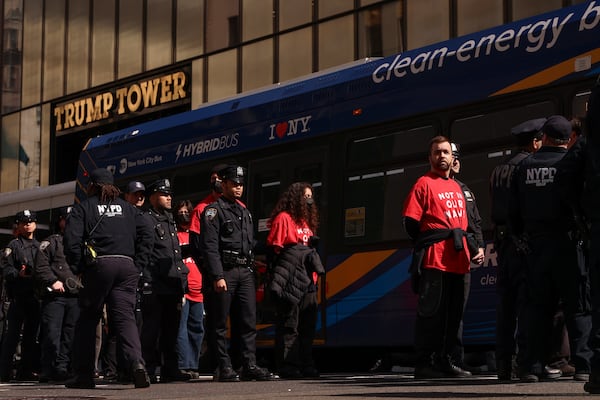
[73,2,600,353]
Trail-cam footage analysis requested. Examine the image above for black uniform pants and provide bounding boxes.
[71,256,143,379]
[587,223,600,378]
[205,266,256,370]
[0,295,41,379]
[274,290,318,371]
[495,237,528,370]
[140,292,182,376]
[414,268,465,367]
[40,296,79,376]
[521,233,592,375]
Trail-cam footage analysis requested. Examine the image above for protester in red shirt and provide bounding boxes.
[175,200,204,379]
[267,182,324,379]
[403,135,477,379]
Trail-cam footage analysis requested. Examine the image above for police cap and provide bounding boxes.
[57,206,72,219]
[126,181,146,193]
[146,178,173,195]
[89,168,114,185]
[542,115,571,140]
[15,209,37,223]
[220,165,245,184]
[510,118,546,138]
[211,163,228,175]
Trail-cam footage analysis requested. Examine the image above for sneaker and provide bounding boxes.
[183,370,200,379]
[574,372,590,382]
[542,366,561,380]
[437,357,472,378]
[240,365,275,381]
[160,370,192,383]
[559,363,575,377]
[214,366,240,382]
[519,372,539,383]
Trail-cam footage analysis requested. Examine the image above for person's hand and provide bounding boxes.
[214,278,227,293]
[51,280,65,293]
[471,248,485,265]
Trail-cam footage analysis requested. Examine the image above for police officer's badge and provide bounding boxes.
[3,248,11,258]
[205,207,217,221]
[40,241,50,250]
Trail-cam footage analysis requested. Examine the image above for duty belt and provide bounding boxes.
[222,250,251,269]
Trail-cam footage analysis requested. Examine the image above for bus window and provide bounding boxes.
[347,125,436,169]
[572,90,590,123]
[451,101,556,146]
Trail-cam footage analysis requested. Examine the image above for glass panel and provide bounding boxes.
[406,0,449,49]
[318,16,354,70]
[66,0,89,94]
[21,0,42,108]
[279,0,311,30]
[92,0,115,86]
[43,0,65,102]
[572,90,590,122]
[512,0,562,20]
[242,0,272,41]
[319,0,353,19]
[146,0,172,70]
[457,0,503,36]
[118,0,143,78]
[206,0,240,53]
[40,103,50,186]
[1,112,20,192]
[191,58,204,109]
[242,39,273,91]
[348,125,436,169]
[19,107,40,188]
[207,49,237,102]
[279,28,312,81]
[176,0,204,61]
[358,1,403,58]
[450,101,556,146]
[2,0,23,113]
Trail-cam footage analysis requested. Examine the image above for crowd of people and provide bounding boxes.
[402,77,600,395]
[0,165,325,389]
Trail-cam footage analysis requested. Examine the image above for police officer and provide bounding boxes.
[141,178,191,383]
[63,168,153,389]
[200,165,274,382]
[124,181,146,209]
[0,209,41,382]
[34,206,80,383]
[510,115,592,382]
[489,118,544,381]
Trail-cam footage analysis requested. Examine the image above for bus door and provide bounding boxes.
[247,147,327,346]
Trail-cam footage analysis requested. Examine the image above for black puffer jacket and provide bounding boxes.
[269,244,325,305]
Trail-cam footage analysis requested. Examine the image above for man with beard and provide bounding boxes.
[403,136,477,379]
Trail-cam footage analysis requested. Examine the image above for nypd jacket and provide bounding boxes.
[200,196,255,282]
[34,234,80,296]
[269,244,325,305]
[144,207,189,295]
[1,236,39,298]
[64,195,153,273]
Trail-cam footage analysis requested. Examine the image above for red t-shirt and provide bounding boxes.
[267,211,317,283]
[189,193,220,235]
[402,171,470,274]
[177,230,203,302]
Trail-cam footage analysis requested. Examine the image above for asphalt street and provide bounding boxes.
[0,373,595,400]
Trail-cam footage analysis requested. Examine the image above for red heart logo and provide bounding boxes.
[276,122,288,138]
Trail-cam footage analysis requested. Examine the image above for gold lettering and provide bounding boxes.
[115,88,127,114]
[172,71,186,100]
[85,96,102,123]
[140,78,160,107]
[54,106,64,131]
[160,74,173,103]
[64,103,75,129]
[74,99,86,126]
[127,84,142,112]
[102,92,113,118]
